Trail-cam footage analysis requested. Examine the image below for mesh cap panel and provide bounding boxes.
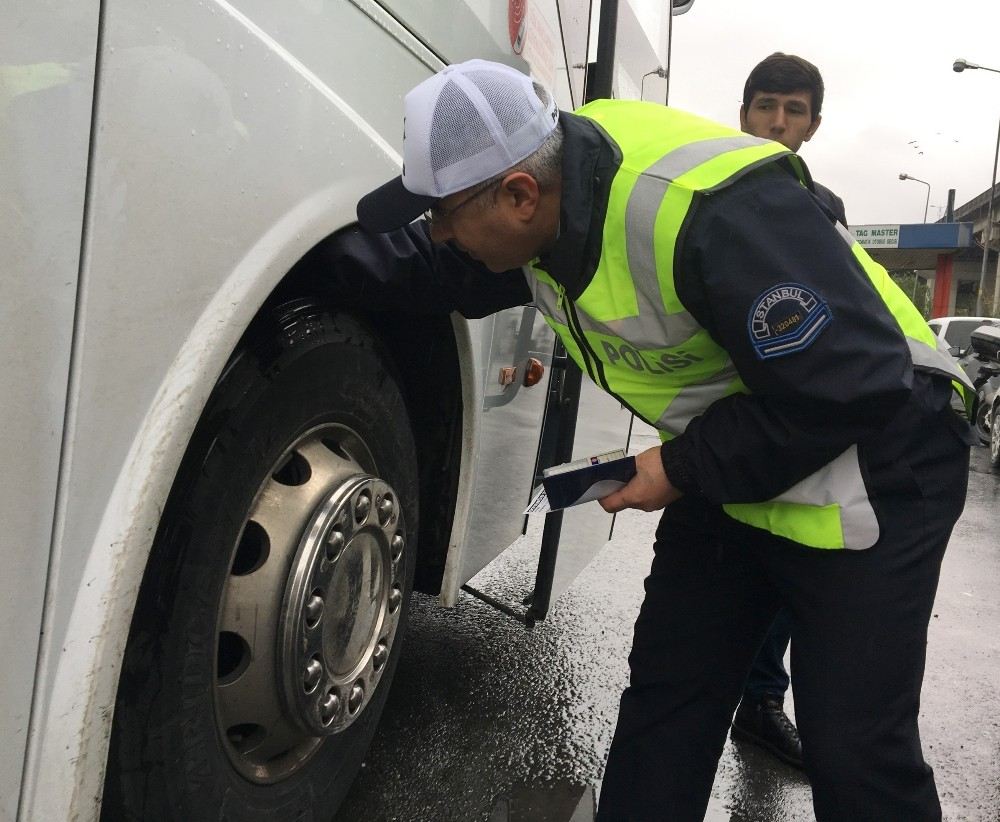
[429,79,497,175]
[466,69,538,137]
[394,59,557,201]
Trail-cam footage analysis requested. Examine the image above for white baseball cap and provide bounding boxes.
[357,59,558,233]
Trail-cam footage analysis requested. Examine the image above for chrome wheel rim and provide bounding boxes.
[214,424,406,783]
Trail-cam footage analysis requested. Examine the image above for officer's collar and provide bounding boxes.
[535,111,621,300]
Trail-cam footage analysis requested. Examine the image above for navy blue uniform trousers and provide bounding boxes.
[743,608,791,701]
[597,383,970,822]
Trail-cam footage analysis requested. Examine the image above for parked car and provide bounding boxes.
[928,316,1000,357]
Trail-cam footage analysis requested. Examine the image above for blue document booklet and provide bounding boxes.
[525,449,637,514]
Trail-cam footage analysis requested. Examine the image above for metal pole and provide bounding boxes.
[590,0,618,100]
[665,1,673,105]
[993,248,1000,316]
[975,116,1000,315]
[526,0,619,625]
[899,174,930,223]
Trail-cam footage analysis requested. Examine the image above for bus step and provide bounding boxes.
[488,783,595,822]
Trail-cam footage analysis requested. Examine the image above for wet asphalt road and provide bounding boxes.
[336,437,1000,822]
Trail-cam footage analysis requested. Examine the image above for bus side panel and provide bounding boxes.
[0,2,100,818]
[440,307,555,602]
[381,0,577,107]
[18,2,436,818]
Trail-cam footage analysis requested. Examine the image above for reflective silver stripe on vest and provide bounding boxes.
[640,134,774,183]
[534,136,775,348]
[619,137,773,348]
[624,173,699,346]
[653,362,741,436]
[769,445,880,550]
[529,258,702,348]
[834,221,856,247]
[597,311,702,348]
[908,338,975,390]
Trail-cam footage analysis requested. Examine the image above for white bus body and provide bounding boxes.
[1,1,667,819]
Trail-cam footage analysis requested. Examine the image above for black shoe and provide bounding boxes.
[731,694,804,770]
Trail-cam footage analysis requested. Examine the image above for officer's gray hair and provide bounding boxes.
[513,82,563,188]
[513,120,564,188]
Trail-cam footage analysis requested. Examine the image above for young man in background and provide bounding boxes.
[731,52,848,771]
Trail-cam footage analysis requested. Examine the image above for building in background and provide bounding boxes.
[948,181,1000,316]
[851,180,1000,319]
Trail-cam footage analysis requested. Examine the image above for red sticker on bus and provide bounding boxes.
[509,0,527,54]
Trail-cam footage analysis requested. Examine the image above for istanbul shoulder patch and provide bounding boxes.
[748,282,832,360]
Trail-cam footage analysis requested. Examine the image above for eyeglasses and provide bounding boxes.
[423,179,501,227]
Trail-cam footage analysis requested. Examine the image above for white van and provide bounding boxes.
[928,315,1000,356]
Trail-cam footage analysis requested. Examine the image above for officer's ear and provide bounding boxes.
[739,105,748,131]
[498,172,541,221]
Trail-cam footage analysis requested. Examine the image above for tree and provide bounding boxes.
[889,269,932,319]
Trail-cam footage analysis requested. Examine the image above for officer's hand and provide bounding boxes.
[599,446,682,513]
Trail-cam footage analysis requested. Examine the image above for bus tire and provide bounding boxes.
[102,303,418,822]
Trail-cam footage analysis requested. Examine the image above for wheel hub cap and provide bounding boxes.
[280,474,404,735]
[213,426,406,783]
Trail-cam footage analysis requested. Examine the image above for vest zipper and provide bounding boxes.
[561,290,652,427]
[559,286,597,384]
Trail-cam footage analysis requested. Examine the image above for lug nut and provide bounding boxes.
[377,495,394,525]
[355,491,371,523]
[388,586,402,614]
[319,689,341,725]
[303,657,323,693]
[325,528,345,562]
[391,534,405,562]
[348,683,364,713]
[372,642,388,672]
[305,593,324,628]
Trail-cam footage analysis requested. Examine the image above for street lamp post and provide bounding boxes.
[954,57,1000,315]
[899,173,931,223]
[953,58,1000,76]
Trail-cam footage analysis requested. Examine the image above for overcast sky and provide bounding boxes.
[649,0,1000,226]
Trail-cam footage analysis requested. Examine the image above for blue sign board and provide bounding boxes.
[852,222,974,251]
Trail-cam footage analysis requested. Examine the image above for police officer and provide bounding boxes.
[342,59,974,821]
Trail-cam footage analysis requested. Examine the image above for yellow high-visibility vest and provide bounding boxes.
[529,100,972,550]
